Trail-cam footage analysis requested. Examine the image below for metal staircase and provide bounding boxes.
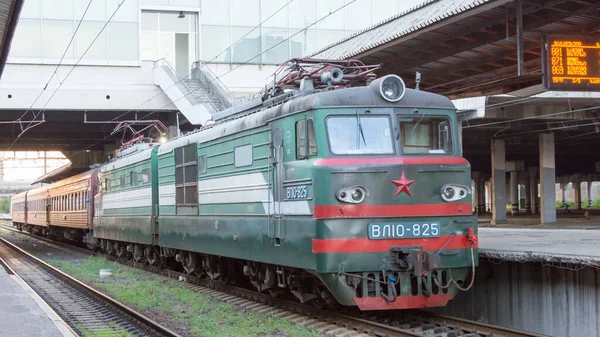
[153,59,233,125]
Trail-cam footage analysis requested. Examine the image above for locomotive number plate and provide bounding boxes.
[368,223,440,240]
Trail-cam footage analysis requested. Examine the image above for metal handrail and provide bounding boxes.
[191,61,235,110]
[191,60,231,94]
[154,58,219,112]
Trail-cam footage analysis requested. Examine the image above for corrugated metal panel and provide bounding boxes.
[50,211,88,229]
[28,211,47,227]
[507,84,546,97]
[310,0,509,59]
[434,261,600,337]
[0,0,12,41]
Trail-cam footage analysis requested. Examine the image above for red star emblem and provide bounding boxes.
[392,171,415,196]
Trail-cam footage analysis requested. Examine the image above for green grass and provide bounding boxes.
[0,228,27,239]
[47,256,318,337]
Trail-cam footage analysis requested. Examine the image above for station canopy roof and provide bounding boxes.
[0,0,23,79]
[310,0,600,98]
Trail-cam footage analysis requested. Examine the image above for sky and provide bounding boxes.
[0,152,70,182]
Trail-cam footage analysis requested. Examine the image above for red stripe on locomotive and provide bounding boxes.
[313,157,469,166]
[311,234,477,253]
[313,202,472,219]
[354,294,452,310]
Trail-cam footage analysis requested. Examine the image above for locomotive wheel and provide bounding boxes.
[115,243,126,258]
[182,252,200,276]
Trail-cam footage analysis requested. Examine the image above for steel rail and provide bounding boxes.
[0,233,181,337]
[0,223,547,337]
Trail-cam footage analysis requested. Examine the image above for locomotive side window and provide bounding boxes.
[399,116,453,154]
[175,144,198,207]
[120,174,126,188]
[234,144,253,167]
[198,155,207,174]
[142,169,150,183]
[326,116,394,155]
[130,171,138,186]
[296,119,317,159]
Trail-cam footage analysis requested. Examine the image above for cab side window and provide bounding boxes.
[296,119,317,160]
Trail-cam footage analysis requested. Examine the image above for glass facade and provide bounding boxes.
[199,0,424,65]
[11,0,140,65]
[140,10,199,76]
[9,0,425,66]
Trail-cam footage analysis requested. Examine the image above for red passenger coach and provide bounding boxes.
[11,191,27,227]
[27,186,49,228]
[47,169,99,237]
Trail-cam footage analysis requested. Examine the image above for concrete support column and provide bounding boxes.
[478,177,487,214]
[574,179,582,210]
[167,125,178,139]
[510,171,519,216]
[491,139,507,224]
[587,181,593,208]
[524,175,531,213]
[535,180,540,213]
[485,180,492,212]
[539,133,556,224]
[167,112,180,140]
[472,172,486,215]
[472,172,480,214]
[527,167,537,215]
[529,174,537,214]
[560,183,568,207]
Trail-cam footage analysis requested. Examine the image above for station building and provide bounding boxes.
[1,0,423,139]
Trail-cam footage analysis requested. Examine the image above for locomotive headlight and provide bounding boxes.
[350,188,364,203]
[440,184,471,202]
[379,75,406,102]
[336,186,368,204]
[443,186,455,200]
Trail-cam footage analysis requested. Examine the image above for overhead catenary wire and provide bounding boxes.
[498,120,600,138]
[9,0,126,151]
[65,0,359,159]
[12,0,95,130]
[463,105,600,130]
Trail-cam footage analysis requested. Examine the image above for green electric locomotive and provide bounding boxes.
[15,59,478,311]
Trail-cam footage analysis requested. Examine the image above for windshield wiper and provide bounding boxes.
[409,109,426,137]
[355,110,367,149]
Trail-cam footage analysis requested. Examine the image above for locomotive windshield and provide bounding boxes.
[399,115,453,154]
[326,115,394,155]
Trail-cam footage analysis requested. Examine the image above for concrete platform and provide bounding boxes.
[478,210,600,229]
[479,227,600,267]
[0,261,76,337]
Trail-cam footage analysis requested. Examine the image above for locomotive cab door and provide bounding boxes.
[269,128,285,246]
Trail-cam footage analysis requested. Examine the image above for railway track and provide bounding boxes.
[0,224,547,337]
[0,232,180,337]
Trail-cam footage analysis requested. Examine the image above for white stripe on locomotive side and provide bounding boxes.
[198,172,269,204]
[102,187,152,209]
[158,172,312,215]
[159,184,175,206]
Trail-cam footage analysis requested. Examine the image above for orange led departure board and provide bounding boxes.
[543,36,600,91]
